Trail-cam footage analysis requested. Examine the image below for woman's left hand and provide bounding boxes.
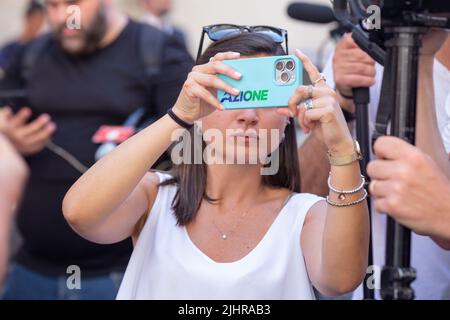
[277,49,354,156]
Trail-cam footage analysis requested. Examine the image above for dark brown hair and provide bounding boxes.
[161,33,301,226]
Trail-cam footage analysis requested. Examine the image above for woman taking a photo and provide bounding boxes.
[63,31,369,299]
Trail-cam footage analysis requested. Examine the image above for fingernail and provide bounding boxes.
[234,71,242,78]
[296,49,303,55]
[232,52,241,57]
[289,110,295,117]
[232,88,240,95]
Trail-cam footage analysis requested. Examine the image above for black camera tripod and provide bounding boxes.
[331,0,449,300]
[374,25,429,300]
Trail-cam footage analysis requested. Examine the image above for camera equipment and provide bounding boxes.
[287,2,337,24]
[287,1,384,299]
[287,2,351,69]
[333,0,450,300]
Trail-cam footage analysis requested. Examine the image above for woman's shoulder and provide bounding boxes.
[140,171,164,201]
[142,170,176,191]
[149,170,174,183]
[287,192,325,212]
[289,191,325,202]
[132,171,177,241]
[142,170,178,207]
[269,188,324,210]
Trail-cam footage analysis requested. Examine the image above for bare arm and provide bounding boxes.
[298,33,372,197]
[415,34,450,178]
[0,134,28,288]
[283,51,369,296]
[63,115,181,244]
[299,121,355,196]
[412,33,450,248]
[62,51,242,244]
[0,201,14,288]
[368,136,450,247]
[302,160,369,296]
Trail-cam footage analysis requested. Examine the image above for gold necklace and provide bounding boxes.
[211,192,294,241]
[211,205,252,240]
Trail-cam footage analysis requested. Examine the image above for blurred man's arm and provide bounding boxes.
[298,133,329,196]
[0,45,56,157]
[366,32,450,249]
[416,33,450,177]
[368,136,450,248]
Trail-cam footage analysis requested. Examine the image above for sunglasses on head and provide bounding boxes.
[196,24,289,63]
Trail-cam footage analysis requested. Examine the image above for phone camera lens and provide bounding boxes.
[285,60,295,71]
[276,61,285,71]
[281,72,291,83]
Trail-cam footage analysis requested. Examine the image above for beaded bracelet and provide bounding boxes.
[328,174,365,195]
[326,189,368,207]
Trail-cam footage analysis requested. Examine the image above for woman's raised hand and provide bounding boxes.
[172,51,243,124]
[278,49,354,156]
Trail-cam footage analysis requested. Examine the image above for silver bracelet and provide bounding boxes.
[328,174,365,195]
[326,189,368,207]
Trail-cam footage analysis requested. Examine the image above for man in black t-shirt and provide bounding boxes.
[0,0,193,299]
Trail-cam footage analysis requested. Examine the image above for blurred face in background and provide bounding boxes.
[44,0,110,56]
[23,10,46,41]
[142,0,172,17]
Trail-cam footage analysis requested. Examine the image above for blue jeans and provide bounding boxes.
[1,263,124,300]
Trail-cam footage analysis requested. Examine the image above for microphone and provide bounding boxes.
[287,2,336,24]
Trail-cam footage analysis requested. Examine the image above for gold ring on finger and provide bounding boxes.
[313,73,327,86]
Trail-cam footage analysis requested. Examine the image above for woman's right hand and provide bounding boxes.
[171,51,243,124]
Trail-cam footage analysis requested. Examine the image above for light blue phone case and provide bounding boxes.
[217,55,303,110]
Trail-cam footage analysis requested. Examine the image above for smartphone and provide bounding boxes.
[0,90,41,122]
[217,55,303,110]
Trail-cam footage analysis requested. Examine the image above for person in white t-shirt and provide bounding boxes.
[319,30,450,299]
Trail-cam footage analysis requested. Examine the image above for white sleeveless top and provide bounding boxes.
[117,172,324,300]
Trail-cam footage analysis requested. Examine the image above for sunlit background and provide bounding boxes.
[0,0,336,67]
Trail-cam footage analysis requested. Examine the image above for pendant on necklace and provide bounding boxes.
[222,234,227,240]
